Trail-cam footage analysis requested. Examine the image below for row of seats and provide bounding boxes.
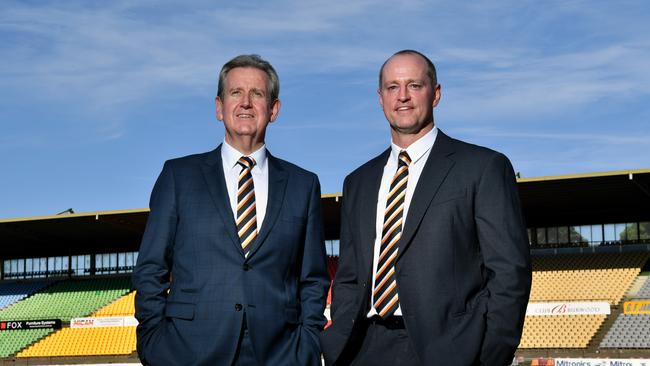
[0,287,136,358]
[600,276,650,348]
[532,252,649,271]
[601,313,650,348]
[520,252,649,349]
[0,281,50,311]
[519,315,606,348]
[530,268,638,305]
[93,291,136,317]
[0,277,132,322]
[17,327,136,358]
[0,328,53,358]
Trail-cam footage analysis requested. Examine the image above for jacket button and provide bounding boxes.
[242,264,251,271]
[235,303,243,311]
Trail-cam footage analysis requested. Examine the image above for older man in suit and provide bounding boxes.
[133,54,329,366]
[321,50,532,366]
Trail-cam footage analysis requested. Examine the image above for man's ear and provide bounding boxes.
[215,97,224,121]
[269,99,281,123]
[432,84,442,108]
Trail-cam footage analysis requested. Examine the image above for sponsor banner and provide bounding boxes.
[124,316,139,327]
[555,358,650,366]
[526,301,610,316]
[624,300,650,314]
[70,316,138,328]
[0,319,61,331]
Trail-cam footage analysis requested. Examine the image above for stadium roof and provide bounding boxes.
[1,169,649,259]
[517,168,650,227]
[0,209,149,259]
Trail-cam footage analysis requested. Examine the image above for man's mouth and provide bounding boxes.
[237,113,254,119]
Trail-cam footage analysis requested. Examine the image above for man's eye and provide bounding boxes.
[387,85,398,91]
[231,90,241,96]
[409,84,422,90]
[253,91,264,98]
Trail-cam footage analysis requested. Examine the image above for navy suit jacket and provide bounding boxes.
[321,131,532,366]
[133,145,329,365]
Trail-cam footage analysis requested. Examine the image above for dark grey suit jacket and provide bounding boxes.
[133,145,329,366]
[321,131,531,366]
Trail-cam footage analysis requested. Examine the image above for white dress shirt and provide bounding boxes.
[367,126,438,317]
[221,141,268,230]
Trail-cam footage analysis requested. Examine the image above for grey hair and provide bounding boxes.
[217,54,280,106]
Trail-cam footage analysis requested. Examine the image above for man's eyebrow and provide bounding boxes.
[383,78,423,86]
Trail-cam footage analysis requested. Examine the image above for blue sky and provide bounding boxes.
[1,0,649,219]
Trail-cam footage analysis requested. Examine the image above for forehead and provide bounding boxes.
[225,67,268,88]
[382,54,429,83]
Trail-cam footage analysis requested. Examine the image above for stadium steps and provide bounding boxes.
[589,275,649,350]
[625,276,648,299]
[588,300,624,350]
[635,275,650,299]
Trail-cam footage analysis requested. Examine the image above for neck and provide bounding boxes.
[225,134,264,155]
[390,122,434,149]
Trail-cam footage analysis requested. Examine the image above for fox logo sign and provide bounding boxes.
[0,321,23,330]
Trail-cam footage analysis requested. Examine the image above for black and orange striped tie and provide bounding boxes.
[373,151,411,318]
[236,156,257,257]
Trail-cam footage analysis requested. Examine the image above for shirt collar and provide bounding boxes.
[389,125,438,165]
[221,140,267,172]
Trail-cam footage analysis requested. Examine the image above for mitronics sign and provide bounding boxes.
[623,300,650,314]
[554,358,650,366]
[0,319,61,330]
[526,301,611,316]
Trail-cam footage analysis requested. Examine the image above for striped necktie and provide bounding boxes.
[373,151,411,318]
[236,156,257,257]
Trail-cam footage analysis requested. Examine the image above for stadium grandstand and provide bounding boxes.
[1,168,649,365]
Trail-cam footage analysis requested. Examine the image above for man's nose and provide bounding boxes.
[241,92,252,107]
[398,86,410,101]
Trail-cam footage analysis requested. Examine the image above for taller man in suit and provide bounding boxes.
[133,54,329,366]
[321,50,532,365]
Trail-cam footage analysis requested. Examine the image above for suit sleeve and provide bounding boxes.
[320,175,360,366]
[475,153,532,366]
[297,174,330,366]
[132,161,177,363]
[330,175,359,321]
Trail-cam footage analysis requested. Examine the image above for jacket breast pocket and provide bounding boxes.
[279,215,306,225]
[431,188,466,207]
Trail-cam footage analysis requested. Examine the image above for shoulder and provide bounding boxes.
[441,132,510,166]
[269,155,318,182]
[161,149,217,172]
[344,149,390,185]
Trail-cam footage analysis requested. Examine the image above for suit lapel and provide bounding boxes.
[397,131,455,260]
[359,149,390,278]
[245,152,288,260]
[200,144,242,256]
